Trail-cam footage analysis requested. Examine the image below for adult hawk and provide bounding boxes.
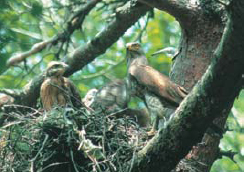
[126,42,188,135]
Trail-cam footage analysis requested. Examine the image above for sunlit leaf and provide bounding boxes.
[11,28,42,40]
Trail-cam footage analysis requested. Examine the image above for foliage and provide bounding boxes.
[211,90,244,172]
[0,0,243,171]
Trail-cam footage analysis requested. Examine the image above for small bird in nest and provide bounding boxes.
[126,42,188,135]
[82,89,98,108]
[40,61,83,111]
[83,80,129,114]
[82,80,150,127]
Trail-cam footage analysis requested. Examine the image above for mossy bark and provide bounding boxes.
[130,0,243,171]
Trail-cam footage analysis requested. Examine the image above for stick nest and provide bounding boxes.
[0,107,148,172]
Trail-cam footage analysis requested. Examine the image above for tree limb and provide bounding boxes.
[130,0,243,171]
[64,1,151,76]
[138,0,199,27]
[218,150,238,163]
[7,0,100,67]
[7,40,52,67]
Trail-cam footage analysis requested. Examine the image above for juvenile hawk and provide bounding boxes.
[40,61,82,111]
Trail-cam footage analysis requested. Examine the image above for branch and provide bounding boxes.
[64,1,151,76]
[218,150,238,163]
[138,0,199,27]
[7,40,52,67]
[130,0,243,171]
[7,0,100,67]
[0,89,22,99]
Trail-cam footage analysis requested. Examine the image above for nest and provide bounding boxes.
[0,106,148,172]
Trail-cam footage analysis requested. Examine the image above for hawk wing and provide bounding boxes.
[129,64,188,106]
[64,78,83,108]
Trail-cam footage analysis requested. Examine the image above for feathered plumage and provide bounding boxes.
[82,80,150,127]
[40,61,82,111]
[126,42,188,135]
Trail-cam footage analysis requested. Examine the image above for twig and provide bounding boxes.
[30,134,49,162]
[42,162,69,171]
[218,150,238,163]
[129,134,139,172]
[7,0,100,67]
[70,149,79,172]
[0,89,21,99]
[3,104,41,116]
[107,108,128,117]
[2,121,23,129]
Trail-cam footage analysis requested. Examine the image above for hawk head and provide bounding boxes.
[45,61,68,77]
[126,42,142,52]
[126,42,148,67]
[82,89,98,107]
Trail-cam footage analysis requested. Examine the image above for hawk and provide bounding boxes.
[82,80,150,127]
[84,80,129,114]
[126,42,188,135]
[40,61,82,111]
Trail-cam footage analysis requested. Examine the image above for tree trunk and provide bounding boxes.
[169,5,225,172]
[170,2,243,171]
[131,0,243,171]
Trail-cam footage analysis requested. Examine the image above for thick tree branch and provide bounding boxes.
[138,0,199,27]
[64,1,151,76]
[130,0,243,171]
[7,0,100,67]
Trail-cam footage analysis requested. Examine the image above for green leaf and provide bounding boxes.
[11,28,42,40]
[30,1,43,18]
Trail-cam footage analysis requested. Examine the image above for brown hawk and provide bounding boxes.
[40,61,82,111]
[82,80,150,127]
[126,42,188,135]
